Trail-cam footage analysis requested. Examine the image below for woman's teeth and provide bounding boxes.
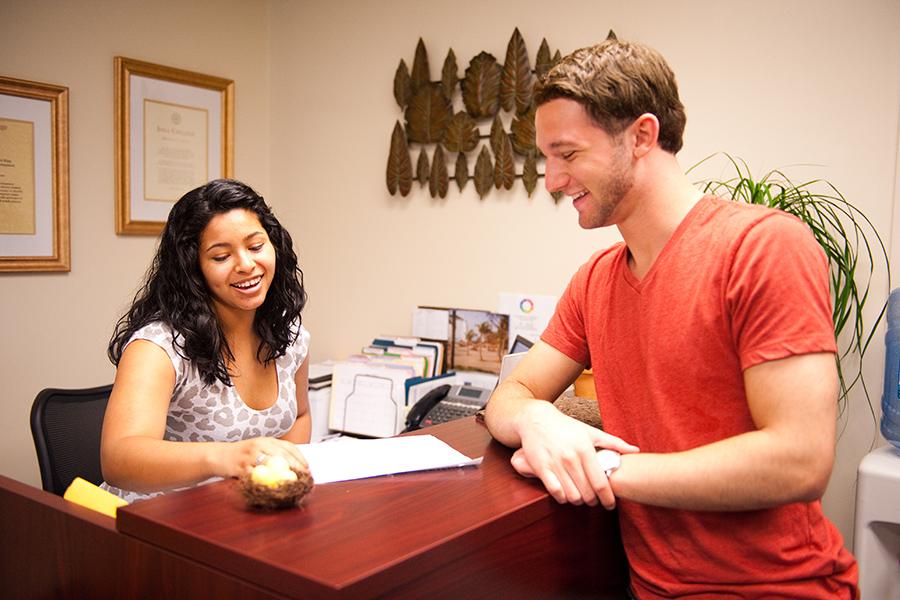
[232,276,261,289]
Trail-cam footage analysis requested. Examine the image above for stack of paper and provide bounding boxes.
[297,435,482,484]
[328,335,454,438]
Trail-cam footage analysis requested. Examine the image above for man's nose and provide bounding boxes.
[544,159,568,193]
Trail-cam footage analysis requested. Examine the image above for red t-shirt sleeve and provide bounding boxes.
[541,253,595,367]
[726,212,837,370]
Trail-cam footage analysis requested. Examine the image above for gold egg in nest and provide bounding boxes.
[239,466,315,510]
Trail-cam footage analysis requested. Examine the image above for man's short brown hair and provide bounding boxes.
[534,39,686,153]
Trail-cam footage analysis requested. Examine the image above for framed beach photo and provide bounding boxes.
[114,57,233,235]
[0,76,69,272]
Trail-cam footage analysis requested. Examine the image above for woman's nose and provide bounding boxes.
[234,250,255,272]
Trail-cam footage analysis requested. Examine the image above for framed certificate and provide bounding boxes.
[0,76,69,272]
[114,57,233,235]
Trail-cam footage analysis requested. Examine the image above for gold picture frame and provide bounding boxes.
[115,57,233,235]
[0,76,69,272]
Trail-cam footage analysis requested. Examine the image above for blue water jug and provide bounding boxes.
[881,288,900,449]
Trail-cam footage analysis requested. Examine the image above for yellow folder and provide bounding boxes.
[63,477,129,518]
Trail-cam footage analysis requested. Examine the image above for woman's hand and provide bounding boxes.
[213,437,308,478]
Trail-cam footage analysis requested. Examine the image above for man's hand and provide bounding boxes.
[511,400,638,509]
[485,341,637,509]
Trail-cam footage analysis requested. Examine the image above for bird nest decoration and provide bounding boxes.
[553,393,602,430]
[239,460,315,510]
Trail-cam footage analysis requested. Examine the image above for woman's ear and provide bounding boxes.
[631,113,659,158]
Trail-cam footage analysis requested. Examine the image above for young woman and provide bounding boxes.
[100,179,310,502]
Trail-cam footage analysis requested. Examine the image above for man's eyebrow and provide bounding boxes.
[545,139,578,150]
[540,142,576,156]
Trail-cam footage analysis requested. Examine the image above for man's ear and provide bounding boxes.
[631,113,659,158]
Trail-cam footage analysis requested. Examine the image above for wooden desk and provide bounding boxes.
[0,475,280,598]
[3,418,628,599]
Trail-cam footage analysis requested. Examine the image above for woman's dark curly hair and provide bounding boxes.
[108,179,307,385]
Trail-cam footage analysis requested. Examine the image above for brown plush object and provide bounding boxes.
[239,467,314,510]
[553,394,603,430]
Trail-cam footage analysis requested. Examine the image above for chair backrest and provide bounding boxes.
[30,385,113,496]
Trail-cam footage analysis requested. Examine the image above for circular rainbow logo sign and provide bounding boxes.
[519,298,535,314]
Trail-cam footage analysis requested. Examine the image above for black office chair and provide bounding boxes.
[30,384,113,496]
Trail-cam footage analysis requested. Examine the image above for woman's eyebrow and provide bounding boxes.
[204,231,265,252]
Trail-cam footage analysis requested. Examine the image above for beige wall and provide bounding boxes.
[2,0,899,548]
[0,0,271,480]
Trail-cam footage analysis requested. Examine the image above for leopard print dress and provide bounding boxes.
[100,321,310,503]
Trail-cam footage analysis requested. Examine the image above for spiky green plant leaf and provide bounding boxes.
[689,153,890,412]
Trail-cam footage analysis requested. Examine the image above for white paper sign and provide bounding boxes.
[498,292,558,351]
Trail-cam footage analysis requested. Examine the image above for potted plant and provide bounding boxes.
[689,153,891,413]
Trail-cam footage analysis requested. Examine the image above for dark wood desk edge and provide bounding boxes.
[0,473,116,530]
[0,474,291,599]
[118,484,557,599]
[115,420,558,597]
[113,419,628,599]
[116,497,337,597]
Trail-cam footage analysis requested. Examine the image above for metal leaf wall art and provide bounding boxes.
[443,111,479,153]
[387,29,567,201]
[454,152,469,190]
[474,146,494,198]
[429,145,449,198]
[416,148,430,185]
[493,131,516,191]
[489,115,506,156]
[441,49,458,99]
[410,38,430,94]
[386,121,412,196]
[393,61,412,108]
[510,107,536,156]
[535,40,553,79]
[405,83,452,144]
[499,28,534,115]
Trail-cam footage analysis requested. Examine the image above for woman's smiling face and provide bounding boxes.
[198,208,276,319]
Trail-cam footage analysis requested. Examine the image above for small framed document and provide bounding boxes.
[114,57,233,235]
[0,76,69,272]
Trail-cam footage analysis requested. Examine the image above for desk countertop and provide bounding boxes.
[116,418,628,598]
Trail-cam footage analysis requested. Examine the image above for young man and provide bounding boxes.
[484,39,858,598]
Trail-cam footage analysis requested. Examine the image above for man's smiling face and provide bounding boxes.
[536,97,634,230]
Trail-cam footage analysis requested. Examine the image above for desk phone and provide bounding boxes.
[404,384,492,431]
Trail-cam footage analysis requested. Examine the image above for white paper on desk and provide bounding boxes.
[296,435,483,484]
